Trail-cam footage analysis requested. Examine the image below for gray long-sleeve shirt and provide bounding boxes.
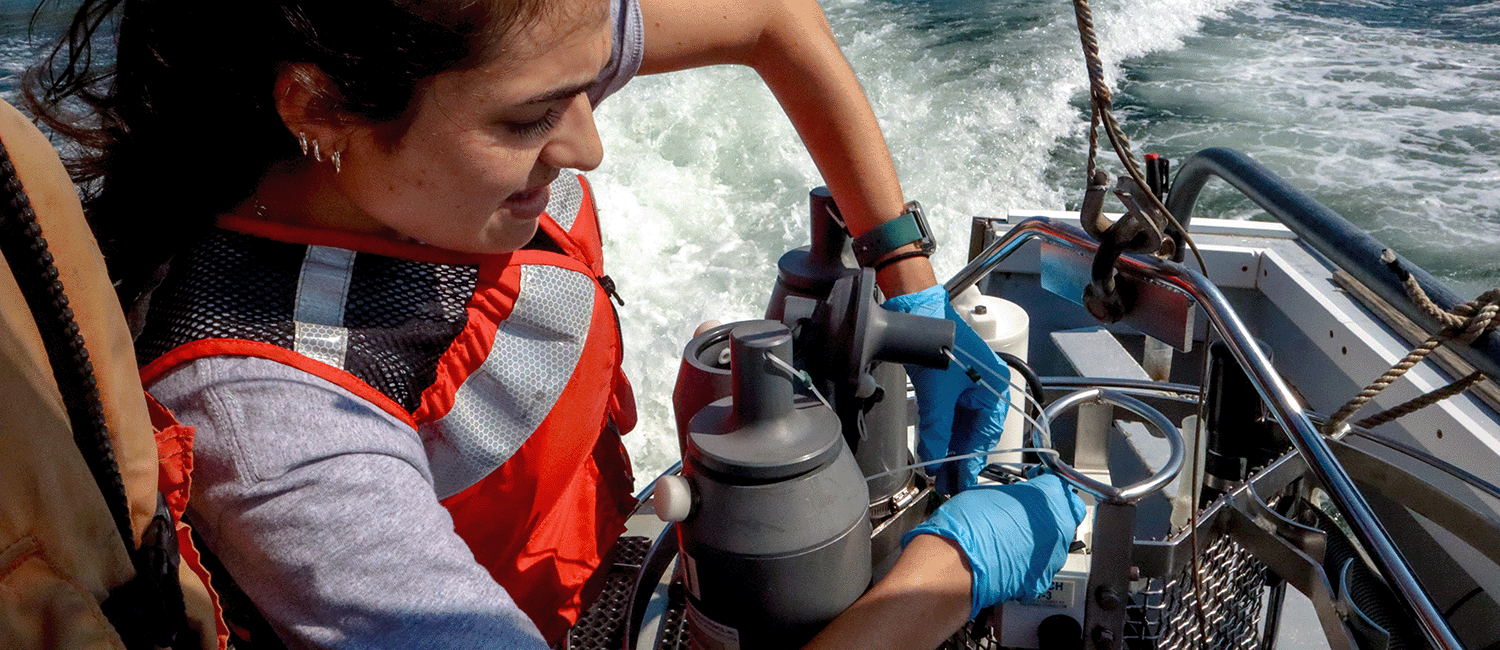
[153,356,548,649]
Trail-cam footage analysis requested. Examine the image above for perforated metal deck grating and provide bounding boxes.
[563,536,653,650]
[561,533,1009,650]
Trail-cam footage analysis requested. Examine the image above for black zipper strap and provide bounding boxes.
[598,274,625,306]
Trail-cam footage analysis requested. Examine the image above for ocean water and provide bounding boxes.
[4,0,1498,482]
[587,0,1500,478]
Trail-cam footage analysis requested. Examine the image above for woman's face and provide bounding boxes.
[332,2,611,253]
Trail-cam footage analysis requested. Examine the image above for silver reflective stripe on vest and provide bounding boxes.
[547,174,584,230]
[293,246,356,367]
[424,265,595,498]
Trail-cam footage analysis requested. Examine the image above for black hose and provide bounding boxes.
[981,351,1045,473]
[0,139,130,554]
[997,351,1045,428]
[1308,505,1420,650]
[2,134,190,650]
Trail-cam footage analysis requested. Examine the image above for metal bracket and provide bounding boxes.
[868,480,941,582]
[1076,174,1176,325]
[1041,241,1197,351]
[1110,176,1169,256]
[1239,487,1326,566]
[1226,489,1358,650]
[1082,501,1137,650]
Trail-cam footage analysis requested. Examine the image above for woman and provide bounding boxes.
[27,0,1083,647]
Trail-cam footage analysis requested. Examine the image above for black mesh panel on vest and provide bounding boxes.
[343,254,476,411]
[136,231,302,363]
[136,229,479,413]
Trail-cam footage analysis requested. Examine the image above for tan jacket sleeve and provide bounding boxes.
[0,98,221,650]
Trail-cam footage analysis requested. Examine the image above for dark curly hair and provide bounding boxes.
[24,0,555,304]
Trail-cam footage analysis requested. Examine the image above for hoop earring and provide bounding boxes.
[310,140,323,163]
[297,132,310,156]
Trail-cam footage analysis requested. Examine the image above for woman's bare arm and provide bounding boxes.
[803,534,976,650]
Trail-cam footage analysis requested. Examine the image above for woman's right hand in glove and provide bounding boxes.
[802,473,1086,650]
[903,473,1087,619]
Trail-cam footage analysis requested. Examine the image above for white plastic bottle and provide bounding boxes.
[951,285,1031,466]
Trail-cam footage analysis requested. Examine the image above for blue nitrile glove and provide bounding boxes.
[902,473,1087,619]
[883,284,1011,494]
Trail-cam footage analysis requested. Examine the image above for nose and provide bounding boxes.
[540,93,603,172]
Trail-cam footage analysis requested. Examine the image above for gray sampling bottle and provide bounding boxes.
[676,320,872,650]
[762,187,954,578]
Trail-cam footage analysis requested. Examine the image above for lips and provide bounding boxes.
[502,184,551,219]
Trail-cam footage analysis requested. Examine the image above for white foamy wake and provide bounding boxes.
[589,0,1243,478]
[1109,0,1500,296]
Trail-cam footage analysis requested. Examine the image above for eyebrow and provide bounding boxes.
[521,78,601,105]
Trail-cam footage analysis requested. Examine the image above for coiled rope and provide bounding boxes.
[1068,2,1213,641]
[1323,249,1499,435]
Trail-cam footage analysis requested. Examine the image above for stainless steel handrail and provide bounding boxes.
[944,216,1465,650]
[1168,147,1500,384]
[945,217,1054,297]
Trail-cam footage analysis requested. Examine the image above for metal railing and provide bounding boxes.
[945,216,1465,650]
[1169,146,1500,383]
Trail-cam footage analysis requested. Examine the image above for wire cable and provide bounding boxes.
[865,447,1062,483]
[764,351,835,412]
[866,346,1063,486]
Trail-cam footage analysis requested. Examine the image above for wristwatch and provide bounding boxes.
[850,201,937,268]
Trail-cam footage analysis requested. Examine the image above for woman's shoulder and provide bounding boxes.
[135,226,479,414]
[147,355,430,486]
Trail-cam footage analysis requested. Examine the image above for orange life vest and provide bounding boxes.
[136,174,637,645]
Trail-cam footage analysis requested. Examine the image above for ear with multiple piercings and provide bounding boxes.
[297,131,343,173]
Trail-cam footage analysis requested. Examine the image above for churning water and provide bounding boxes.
[587,0,1500,477]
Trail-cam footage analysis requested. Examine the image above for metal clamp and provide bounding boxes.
[1033,388,1185,504]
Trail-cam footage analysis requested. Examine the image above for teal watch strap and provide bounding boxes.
[851,201,935,267]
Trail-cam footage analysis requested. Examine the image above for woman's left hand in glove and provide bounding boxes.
[883,284,1012,494]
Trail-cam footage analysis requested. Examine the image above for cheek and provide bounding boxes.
[470,141,536,185]
[346,127,538,219]
[372,145,475,207]
[464,159,546,217]
[427,137,531,193]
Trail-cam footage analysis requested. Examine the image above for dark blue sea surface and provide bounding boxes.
[0,0,71,97]
[1109,0,1500,296]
